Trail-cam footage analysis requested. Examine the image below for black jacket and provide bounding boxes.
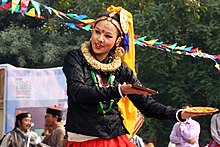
[63,49,177,139]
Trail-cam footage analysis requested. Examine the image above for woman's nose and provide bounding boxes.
[98,35,104,43]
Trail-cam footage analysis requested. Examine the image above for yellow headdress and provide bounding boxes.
[107,5,136,76]
[107,5,138,139]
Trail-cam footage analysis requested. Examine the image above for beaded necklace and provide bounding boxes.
[91,69,115,114]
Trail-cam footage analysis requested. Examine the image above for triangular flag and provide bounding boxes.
[167,43,177,49]
[8,4,20,12]
[66,13,78,18]
[51,8,63,19]
[42,4,52,14]
[136,36,146,42]
[215,64,219,69]
[1,2,11,10]
[215,54,220,60]
[161,44,172,47]
[188,47,199,53]
[31,0,41,18]
[65,23,80,30]
[134,35,140,40]
[21,0,30,15]
[182,46,193,51]
[80,19,95,24]
[74,23,84,28]
[154,42,163,45]
[26,8,36,17]
[13,4,20,12]
[175,45,186,50]
[58,11,70,19]
[1,0,8,6]
[73,15,88,21]
[82,25,92,31]
[11,0,20,14]
[145,39,158,45]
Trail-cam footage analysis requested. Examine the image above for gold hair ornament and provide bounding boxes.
[95,12,123,35]
[107,5,129,35]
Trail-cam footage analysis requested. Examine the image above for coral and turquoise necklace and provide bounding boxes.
[91,69,115,114]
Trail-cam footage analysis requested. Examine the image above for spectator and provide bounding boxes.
[41,105,66,147]
[0,112,40,147]
[169,103,200,147]
[143,136,155,147]
[208,112,220,147]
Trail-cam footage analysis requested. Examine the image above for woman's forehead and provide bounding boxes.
[95,20,119,34]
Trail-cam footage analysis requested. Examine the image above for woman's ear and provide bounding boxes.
[115,37,122,47]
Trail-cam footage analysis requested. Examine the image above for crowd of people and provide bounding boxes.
[0,4,219,147]
[0,106,66,147]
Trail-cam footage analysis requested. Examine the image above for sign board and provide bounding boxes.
[0,64,67,135]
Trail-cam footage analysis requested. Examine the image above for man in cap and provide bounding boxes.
[0,111,41,147]
[41,105,66,147]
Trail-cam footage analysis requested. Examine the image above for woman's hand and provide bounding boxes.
[120,83,153,96]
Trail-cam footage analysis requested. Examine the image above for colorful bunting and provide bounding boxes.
[1,0,8,6]
[65,23,79,30]
[80,19,95,24]
[0,0,219,72]
[20,0,30,15]
[73,15,88,21]
[26,7,35,17]
[82,24,92,31]
[30,0,40,18]
[42,4,52,14]
[66,13,77,18]
[11,0,20,13]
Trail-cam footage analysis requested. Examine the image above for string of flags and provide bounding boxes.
[0,0,219,72]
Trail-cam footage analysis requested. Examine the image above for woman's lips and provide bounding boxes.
[95,43,103,49]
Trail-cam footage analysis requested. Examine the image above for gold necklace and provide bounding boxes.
[81,41,122,72]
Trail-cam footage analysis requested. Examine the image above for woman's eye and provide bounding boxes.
[105,35,112,38]
[95,30,101,34]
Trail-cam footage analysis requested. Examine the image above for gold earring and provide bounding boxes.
[114,37,124,58]
[116,37,122,47]
[114,47,125,58]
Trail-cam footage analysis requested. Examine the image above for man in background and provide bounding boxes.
[169,103,200,147]
[0,112,40,146]
[208,111,220,147]
[41,105,66,147]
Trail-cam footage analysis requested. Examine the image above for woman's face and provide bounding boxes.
[90,19,119,61]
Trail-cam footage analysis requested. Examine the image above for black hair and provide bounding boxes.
[14,112,32,128]
[181,103,192,108]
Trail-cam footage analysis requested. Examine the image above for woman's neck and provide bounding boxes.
[91,50,107,61]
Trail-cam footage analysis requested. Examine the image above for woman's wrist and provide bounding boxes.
[118,84,126,98]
